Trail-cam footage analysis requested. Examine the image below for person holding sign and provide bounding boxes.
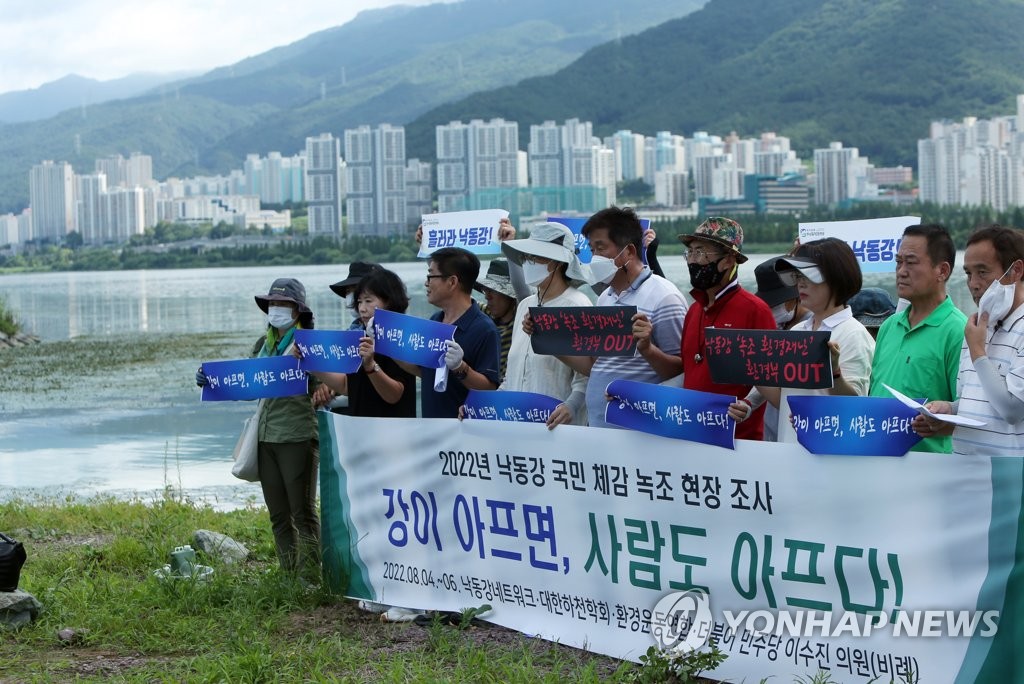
[473,258,523,382]
[679,217,775,440]
[869,224,965,453]
[916,225,1024,455]
[729,239,875,444]
[196,278,321,578]
[498,222,595,427]
[308,268,417,418]
[554,207,687,429]
[398,247,502,418]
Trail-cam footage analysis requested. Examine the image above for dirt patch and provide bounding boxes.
[11,531,114,553]
[69,651,173,677]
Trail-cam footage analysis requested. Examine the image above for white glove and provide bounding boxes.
[444,339,465,371]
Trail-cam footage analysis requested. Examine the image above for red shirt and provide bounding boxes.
[681,280,776,441]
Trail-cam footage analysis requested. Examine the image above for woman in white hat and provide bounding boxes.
[498,222,595,427]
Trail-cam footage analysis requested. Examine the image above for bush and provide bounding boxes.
[0,296,19,336]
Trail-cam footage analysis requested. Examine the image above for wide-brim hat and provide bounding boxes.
[329,261,381,297]
[754,256,798,307]
[255,277,312,315]
[849,287,897,328]
[774,256,825,285]
[501,222,593,287]
[678,216,748,263]
[474,259,518,300]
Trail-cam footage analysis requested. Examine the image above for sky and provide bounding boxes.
[0,0,433,95]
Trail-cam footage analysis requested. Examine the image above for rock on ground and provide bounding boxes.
[193,530,249,565]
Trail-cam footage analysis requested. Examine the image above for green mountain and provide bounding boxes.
[405,0,1024,166]
[0,0,703,213]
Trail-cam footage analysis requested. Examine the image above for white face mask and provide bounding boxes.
[771,302,794,327]
[895,297,911,314]
[589,246,628,284]
[267,305,296,329]
[345,292,355,308]
[978,263,1018,326]
[522,260,551,287]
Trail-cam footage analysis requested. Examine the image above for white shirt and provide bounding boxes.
[501,286,593,425]
[772,307,875,444]
[587,269,688,428]
[953,303,1024,455]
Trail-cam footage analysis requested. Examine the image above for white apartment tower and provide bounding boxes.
[437,118,519,213]
[405,159,433,226]
[305,133,345,235]
[29,160,75,241]
[813,142,876,206]
[345,124,406,237]
[75,173,108,244]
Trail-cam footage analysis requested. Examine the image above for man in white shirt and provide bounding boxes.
[917,224,1024,454]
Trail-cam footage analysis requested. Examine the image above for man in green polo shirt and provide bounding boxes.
[870,224,967,452]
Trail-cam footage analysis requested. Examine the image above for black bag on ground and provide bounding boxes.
[0,532,26,592]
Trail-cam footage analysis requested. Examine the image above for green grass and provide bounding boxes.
[0,496,633,683]
[0,296,19,336]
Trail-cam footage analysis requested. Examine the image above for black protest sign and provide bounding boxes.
[529,306,638,356]
[705,328,833,389]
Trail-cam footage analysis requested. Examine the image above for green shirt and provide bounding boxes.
[869,296,967,453]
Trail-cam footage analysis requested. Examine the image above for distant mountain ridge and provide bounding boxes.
[404,0,1024,167]
[0,0,701,213]
[0,72,197,123]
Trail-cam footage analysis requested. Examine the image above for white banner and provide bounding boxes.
[418,209,508,257]
[320,415,1021,683]
[798,217,919,273]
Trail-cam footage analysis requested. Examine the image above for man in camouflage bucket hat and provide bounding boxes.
[677,217,776,441]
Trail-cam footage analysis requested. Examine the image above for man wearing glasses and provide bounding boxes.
[678,217,776,441]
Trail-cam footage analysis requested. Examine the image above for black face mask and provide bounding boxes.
[688,259,727,290]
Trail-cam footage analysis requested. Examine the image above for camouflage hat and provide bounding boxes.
[678,217,748,264]
[473,259,518,300]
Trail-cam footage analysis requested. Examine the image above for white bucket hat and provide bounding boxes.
[501,222,593,287]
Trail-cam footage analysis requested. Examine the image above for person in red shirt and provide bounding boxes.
[678,217,776,441]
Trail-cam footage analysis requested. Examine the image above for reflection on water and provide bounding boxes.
[0,256,979,507]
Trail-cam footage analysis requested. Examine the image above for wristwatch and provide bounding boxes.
[365,363,381,375]
[453,362,469,380]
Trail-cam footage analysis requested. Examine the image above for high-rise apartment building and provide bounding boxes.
[29,160,75,241]
[813,142,877,206]
[75,173,108,244]
[345,124,406,236]
[305,133,345,235]
[437,119,519,213]
[405,159,433,226]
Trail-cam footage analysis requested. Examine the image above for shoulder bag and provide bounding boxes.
[0,531,26,592]
[231,399,264,482]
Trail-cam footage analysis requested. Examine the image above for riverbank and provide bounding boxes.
[0,497,630,683]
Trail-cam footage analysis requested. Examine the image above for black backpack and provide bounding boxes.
[0,532,26,592]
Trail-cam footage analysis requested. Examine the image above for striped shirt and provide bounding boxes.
[953,303,1024,455]
[587,269,688,428]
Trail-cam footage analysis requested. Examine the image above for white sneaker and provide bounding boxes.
[357,600,389,614]
[382,606,426,622]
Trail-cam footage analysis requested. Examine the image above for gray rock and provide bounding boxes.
[58,627,88,645]
[193,530,249,565]
[0,590,42,630]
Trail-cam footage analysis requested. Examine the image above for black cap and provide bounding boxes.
[329,262,382,298]
[754,257,798,307]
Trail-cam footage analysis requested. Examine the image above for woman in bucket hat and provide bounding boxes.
[495,222,596,427]
[196,277,321,578]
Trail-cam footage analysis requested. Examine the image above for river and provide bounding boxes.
[0,256,976,507]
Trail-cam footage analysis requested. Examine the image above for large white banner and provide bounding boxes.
[319,415,1023,683]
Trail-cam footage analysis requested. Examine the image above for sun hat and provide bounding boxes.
[849,287,897,328]
[255,277,311,313]
[677,216,748,264]
[329,262,382,298]
[474,259,518,299]
[754,256,799,307]
[774,255,825,286]
[501,222,593,286]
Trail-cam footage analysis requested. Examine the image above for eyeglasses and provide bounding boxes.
[684,248,722,264]
[425,273,448,282]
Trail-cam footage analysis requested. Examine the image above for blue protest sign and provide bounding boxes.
[373,308,454,368]
[787,395,922,456]
[200,356,308,401]
[548,216,651,265]
[293,329,364,373]
[605,379,736,449]
[463,389,562,423]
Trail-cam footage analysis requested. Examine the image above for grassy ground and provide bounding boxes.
[0,496,634,683]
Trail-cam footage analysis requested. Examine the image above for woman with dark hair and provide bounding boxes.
[729,238,875,443]
[310,268,416,418]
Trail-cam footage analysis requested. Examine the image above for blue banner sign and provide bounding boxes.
[787,395,922,456]
[463,389,562,423]
[605,378,736,449]
[373,308,454,368]
[200,356,308,401]
[548,216,651,265]
[293,329,364,373]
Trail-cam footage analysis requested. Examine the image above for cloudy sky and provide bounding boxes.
[0,0,433,95]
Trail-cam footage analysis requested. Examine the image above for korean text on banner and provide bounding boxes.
[787,394,922,456]
[798,217,919,273]
[293,329,363,374]
[372,308,454,368]
[419,209,508,257]
[605,378,735,449]
[529,306,637,357]
[200,356,307,401]
[705,328,832,389]
[463,389,562,423]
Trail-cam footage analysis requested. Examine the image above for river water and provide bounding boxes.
[0,256,976,507]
